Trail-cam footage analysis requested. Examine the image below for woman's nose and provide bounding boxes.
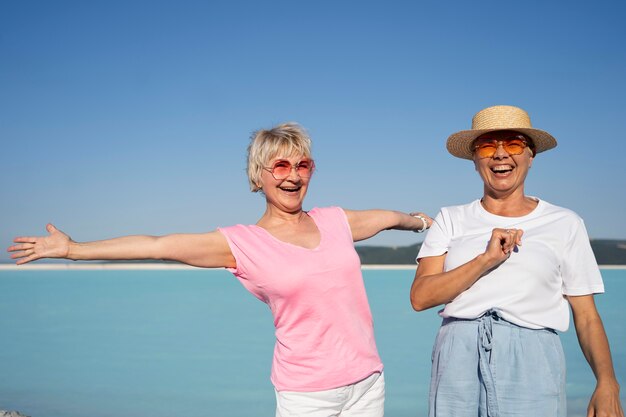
[493,142,509,158]
[286,165,301,180]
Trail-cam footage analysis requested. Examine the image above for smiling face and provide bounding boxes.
[472,130,534,199]
[259,153,312,214]
[247,123,312,193]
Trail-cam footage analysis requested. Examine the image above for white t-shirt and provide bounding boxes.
[417,198,604,332]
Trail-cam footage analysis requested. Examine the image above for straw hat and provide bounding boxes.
[446,105,557,160]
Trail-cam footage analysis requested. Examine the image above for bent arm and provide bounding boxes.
[410,254,493,311]
[568,295,624,417]
[343,209,432,242]
[410,228,523,311]
[9,224,235,268]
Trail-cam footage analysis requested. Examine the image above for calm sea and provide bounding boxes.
[0,268,624,417]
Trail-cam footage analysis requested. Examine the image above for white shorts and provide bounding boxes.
[275,372,385,417]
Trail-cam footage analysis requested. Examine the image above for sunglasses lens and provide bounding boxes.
[269,160,314,179]
[271,161,292,179]
[296,161,314,178]
[475,143,497,158]
[503,139,526,155]
[474,138,527,158]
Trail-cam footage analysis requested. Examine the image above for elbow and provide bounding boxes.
[410,297,429,312]
[150,236,172,261]
[410,290,431,312]
[411,273,443,311]
[410,284,442,311]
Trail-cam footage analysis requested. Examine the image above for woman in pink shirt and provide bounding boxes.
[8,122,431,417]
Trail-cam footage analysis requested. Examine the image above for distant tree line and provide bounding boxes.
[355,239,626,265]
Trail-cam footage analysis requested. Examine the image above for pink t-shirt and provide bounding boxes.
[218,206,383,392]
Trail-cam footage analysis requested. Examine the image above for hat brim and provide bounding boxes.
[446,128,558,160]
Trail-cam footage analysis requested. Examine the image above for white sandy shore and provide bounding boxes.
[0,263,624,271]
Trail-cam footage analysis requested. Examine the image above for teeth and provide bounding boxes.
[492,165,513,172]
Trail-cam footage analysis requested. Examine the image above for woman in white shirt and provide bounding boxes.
[410,105,623,417]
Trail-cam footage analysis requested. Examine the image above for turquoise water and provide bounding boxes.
[0,268,624,417]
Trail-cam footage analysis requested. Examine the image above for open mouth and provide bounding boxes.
[491,165,514,175]
[279,185,301,193]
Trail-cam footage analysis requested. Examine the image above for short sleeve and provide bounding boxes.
[310,206,354,244]
[561,217,604,296]
[217,226,269,303]
[417,210,451,261]
[217,226,250,278]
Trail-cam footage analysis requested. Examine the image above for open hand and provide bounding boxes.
[8,224,72,265]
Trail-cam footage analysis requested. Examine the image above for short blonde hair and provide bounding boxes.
[247,122,313,192]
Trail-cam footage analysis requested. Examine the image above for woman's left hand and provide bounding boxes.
[587,382,624,417]
[9,224,72,264]
[569,294,624,417]
[409,212,433,232]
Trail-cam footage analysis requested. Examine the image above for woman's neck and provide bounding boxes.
[257,205,307,228]
[480,192,538,217]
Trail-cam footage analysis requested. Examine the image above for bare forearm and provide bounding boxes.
[10,225,234,267]
[345,209,431,241]
[411,254,492,311]
[67,235,162,261]
[574,313,619,384]
[569,296,624,416]
[386,211,423,231]
[411,228,522,311]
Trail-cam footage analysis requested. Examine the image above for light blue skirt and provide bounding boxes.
[429,310,566,417]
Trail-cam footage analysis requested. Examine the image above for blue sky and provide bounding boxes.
[2,1,625,262]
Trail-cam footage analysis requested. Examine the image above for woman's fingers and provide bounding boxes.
[8,241,37,260]
[8,224,70,264]
[9,246,39,263]
[10,249,33,259]
[485,228,523,263]
[510,229,523,246]
[480,227,525,273]
[501,229,513,253]
[502,229,515,253]
[417,213,434,228]
[15,253,40,265]
[12,236,38,244]
[8,243,35,252]
[7,241,37,262]
[11,224,59,245]
[409,212,434,231]
[500,228,523,254]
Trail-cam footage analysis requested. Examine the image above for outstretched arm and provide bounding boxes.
[8,224,235,269]
[568,295,624,417]
[410,228,523,311]
[343,209,433,242]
